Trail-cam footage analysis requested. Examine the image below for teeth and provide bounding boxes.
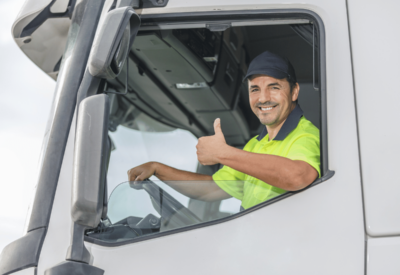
[261,107,273,111]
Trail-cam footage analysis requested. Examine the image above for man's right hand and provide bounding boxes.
[127,162,229,201]
[127,162,158,182]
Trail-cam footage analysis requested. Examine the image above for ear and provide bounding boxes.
[291,83,300,102]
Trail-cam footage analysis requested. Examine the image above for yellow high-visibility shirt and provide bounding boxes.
[212,105,320,210]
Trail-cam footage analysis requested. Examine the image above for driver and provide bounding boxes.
[128,50,320,210]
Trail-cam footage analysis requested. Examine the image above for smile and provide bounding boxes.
[258,105,277,112]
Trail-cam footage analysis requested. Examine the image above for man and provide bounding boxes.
[128,51,320,210]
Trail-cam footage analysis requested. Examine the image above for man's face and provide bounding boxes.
[248,75,299,127]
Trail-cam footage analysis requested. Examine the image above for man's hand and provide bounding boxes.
[196,118,228,165]
[127,162,157,182]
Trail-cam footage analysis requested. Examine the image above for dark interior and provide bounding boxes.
[107,24,320,146]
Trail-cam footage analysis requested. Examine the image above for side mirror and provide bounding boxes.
[88,7,140,79]
[72,94,110,228]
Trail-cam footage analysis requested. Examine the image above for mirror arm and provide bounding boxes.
[76,70,103,112]
[66,223,91,264]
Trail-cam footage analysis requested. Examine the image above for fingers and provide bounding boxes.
[127,168,137,182]
[213,118,222,135]
[134,175,145,182]
[127,167,144,182]
[127,162,156,182]
[129,172,145,183]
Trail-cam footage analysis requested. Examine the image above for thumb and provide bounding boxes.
[214,118,223,135]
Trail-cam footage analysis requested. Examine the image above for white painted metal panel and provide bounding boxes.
[12,0,53,38]
[8,267,36,275]
[86,1,365,274]
[367,237,400,275]
[18,18,70,77]
[347,0,400,236]
[12,0,71,79]
[89,176,365,274]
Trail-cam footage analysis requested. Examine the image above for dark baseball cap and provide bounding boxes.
[243,51,297,83]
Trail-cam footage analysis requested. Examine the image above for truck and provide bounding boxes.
[1,0,399,274]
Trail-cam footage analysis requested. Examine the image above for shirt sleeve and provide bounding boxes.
[286,134,321,178]
[212,165,245,200]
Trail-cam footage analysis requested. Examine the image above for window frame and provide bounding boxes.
[85,8,333,248]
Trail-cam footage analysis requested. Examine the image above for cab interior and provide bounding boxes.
[107,23,320,144]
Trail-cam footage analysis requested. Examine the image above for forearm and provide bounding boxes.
[153,162,210,181]
[154,162,228,201]
[217,146,317,191]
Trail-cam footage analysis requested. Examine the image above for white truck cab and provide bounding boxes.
[1,0,399,274]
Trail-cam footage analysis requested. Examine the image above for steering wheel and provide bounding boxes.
[130,179,202,226]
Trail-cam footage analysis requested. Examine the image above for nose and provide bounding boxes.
[259,89,271,103]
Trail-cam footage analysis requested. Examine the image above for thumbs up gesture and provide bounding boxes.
[196,118,228,165]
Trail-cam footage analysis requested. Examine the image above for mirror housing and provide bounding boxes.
[72,94,110,228]
[88,7,140,79]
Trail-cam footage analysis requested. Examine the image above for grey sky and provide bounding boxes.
[0,0,55,252]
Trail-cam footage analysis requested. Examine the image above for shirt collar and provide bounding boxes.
[256,104,304,141]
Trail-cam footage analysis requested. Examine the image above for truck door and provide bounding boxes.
[347,0,400,274]
[82,4,364,275]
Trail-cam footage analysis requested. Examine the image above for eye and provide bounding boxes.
[272,86,280,90]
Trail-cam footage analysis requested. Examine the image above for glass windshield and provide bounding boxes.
[88,180,243,243]
[107,180,242,224]
[87,179,285,243]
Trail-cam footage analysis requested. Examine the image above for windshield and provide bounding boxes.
[88,177,286,243]
[108,180,242,225]
[89,179,243,243]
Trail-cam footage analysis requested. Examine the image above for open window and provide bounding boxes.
[85,10,331,246]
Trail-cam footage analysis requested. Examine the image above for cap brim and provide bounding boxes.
[243,69,288,82]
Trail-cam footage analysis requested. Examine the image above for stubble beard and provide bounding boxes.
[259,113,279,126]
[256,106,280,126]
